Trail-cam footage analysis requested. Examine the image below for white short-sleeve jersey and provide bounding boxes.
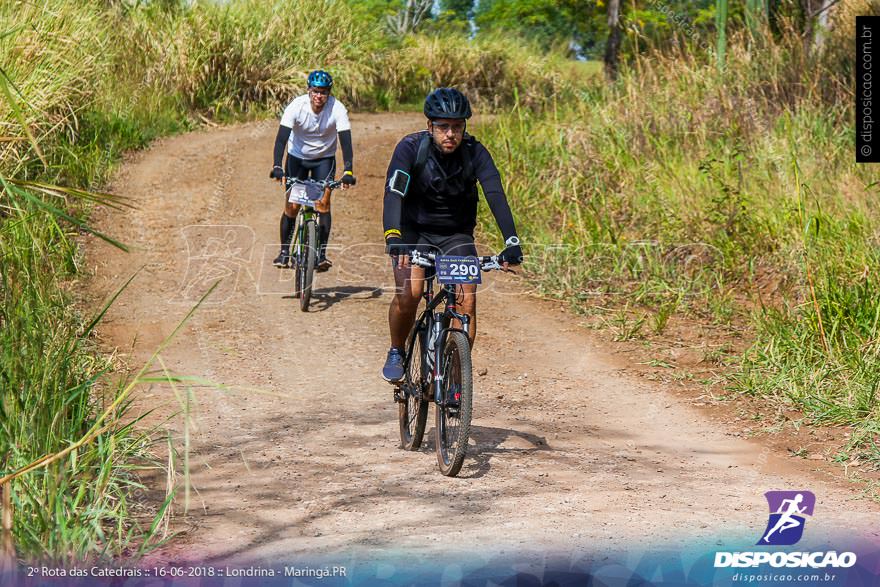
[279,94,351,160]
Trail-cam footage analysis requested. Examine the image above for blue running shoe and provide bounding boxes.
[382,348,405,383]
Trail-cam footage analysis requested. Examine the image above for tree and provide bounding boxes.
[341,0,403,26]
[386,0,434,34]
[604,0,622,80]
[716,0,728,69]
[803,0,842,53]
[812,0,835,50]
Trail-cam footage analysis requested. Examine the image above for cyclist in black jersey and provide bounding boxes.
[381,88,523,382]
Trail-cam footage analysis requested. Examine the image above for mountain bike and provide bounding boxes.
[285,177,341,312]
[394,250,504,476]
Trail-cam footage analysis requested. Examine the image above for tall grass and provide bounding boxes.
[382,34,583,111]
[0,1,108,173]
[119,0,385,115]
[0,173,155,562]
[475,10,880,466]
[0,0,584,561]
[114,2,583,115]
[0,0,162,561]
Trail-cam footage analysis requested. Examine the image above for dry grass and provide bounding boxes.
[476,12,880,468]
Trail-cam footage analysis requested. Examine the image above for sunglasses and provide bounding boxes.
[432,122,466,135]
[309,88,330,96]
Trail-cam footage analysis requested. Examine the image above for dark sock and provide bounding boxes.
[318,212,332,257]
[280,214,294,255]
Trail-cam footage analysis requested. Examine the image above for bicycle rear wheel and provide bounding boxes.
[399,321,429,450]
[298,218,317,312]
[435,331,473,476]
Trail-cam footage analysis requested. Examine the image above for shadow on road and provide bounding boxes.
[309,285,384,311]
[413,424,551,480]
[281,285,383,310]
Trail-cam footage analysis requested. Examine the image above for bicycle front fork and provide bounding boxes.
[429,312,469,405]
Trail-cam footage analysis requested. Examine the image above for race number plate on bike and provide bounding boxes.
[436,256,482,285]
[287,182,324,208]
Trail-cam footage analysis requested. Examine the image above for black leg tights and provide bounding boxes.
[318,211,331,256]
[280,213,295,254]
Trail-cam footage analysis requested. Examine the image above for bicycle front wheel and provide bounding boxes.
[435,331,473,476]
[291,217,303,298]
[298,218,317,312]
[399,322,429,451]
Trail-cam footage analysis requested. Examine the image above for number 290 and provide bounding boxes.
[449,263,478,277]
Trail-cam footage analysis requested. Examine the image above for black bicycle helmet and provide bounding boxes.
[423,87,472,120]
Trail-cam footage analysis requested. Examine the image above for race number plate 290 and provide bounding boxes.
[436,256,481,285]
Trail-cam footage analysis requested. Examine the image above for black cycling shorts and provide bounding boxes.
[399,225,477,257]
[285,155,336,183]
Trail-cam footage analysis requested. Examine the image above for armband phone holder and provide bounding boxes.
[389,170,410,197]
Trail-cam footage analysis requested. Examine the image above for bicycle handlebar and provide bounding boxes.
[408,250,504,272]
[284,177,343,190]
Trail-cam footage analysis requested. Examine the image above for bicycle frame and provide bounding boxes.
[410,276,471,406]
[398,251,503,399]
[291,206,318,263]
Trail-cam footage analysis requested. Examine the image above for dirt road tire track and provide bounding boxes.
[86,113,878,564]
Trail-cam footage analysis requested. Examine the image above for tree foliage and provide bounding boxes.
[340,0,849,65]
[471,0,718,58]
[439,0,474,21]
[474,0,605,54]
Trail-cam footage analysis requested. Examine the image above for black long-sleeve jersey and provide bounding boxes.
[382,131,518,240]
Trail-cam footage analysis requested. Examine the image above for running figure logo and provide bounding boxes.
[759,491,816,546]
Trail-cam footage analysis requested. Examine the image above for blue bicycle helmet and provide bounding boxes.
[423,88,472,120]
[307,70,333,89]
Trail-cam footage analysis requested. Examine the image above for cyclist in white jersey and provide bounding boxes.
[269,70,356,270]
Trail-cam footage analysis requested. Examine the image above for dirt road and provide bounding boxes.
[86,113,879,565]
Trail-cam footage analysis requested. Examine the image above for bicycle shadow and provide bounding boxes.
[311,285,384,311]
[281,285,383,310]
[420,424,551,479]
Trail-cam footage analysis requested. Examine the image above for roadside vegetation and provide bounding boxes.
[476,2,880,473]
[1,0,874,563]
[0,0,584,562]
